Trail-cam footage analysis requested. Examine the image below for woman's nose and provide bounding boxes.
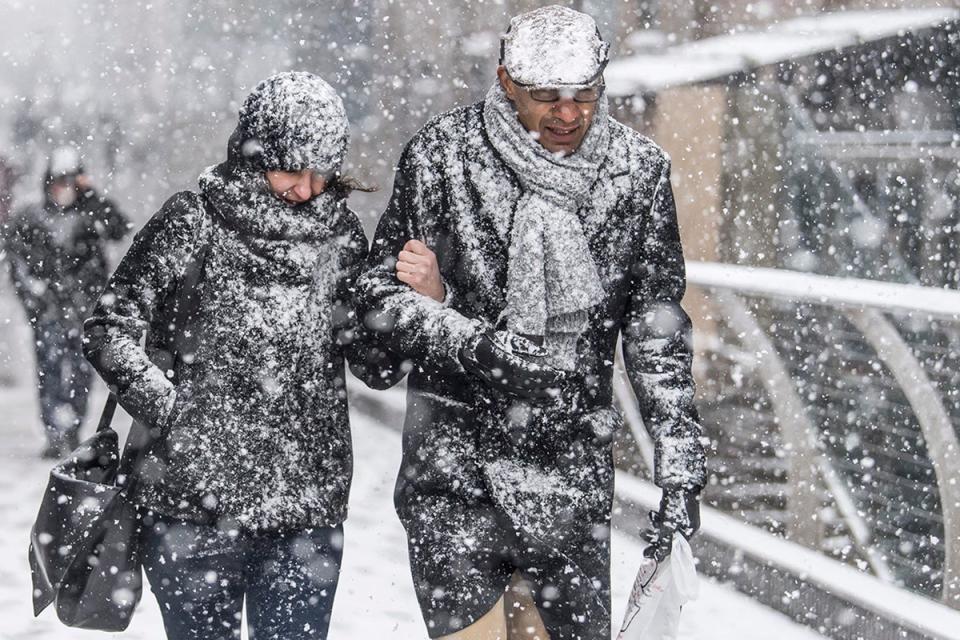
[294,174,313,199]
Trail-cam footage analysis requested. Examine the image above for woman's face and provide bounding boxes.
[265,170,327,205]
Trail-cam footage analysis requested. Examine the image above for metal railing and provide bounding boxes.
[654,261,960,610]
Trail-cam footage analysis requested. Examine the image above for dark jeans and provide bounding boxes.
[32,318,91,448]
[141,514,344,640]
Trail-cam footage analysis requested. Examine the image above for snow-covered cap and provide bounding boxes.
[47,145,83,180]
[233,71,348,175]
[499,5,609,88]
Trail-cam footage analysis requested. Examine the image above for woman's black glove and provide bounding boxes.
[458,329,566,402]
[641,488,701,562]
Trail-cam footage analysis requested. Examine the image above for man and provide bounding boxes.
[358,6,706,639]
[4,146,130,457]
[0,156,14,222]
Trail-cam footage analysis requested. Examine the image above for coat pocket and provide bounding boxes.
[481,406,618,548]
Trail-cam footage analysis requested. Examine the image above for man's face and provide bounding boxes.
[497,66,598,156]
[49,177,78,208]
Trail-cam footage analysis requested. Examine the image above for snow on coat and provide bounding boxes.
[356,100,707,547]
[84,183,398,531]
[83,72,400,531]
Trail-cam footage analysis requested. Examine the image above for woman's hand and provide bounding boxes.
[396,239,445,302]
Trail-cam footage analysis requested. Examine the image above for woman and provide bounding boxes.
[83,71,398,640]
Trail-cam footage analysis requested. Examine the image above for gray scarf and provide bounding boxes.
[482,83,608,370]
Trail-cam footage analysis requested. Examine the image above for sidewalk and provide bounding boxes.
[0,382,825,639]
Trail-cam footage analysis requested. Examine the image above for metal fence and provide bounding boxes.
[632,262,960,611]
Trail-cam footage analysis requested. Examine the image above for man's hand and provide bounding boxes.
[396,239,444,302]
[74,173,92,191]
[640,488,701,561]
[459,329,567,402]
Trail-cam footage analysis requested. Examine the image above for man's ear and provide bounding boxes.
[496,66,515,102]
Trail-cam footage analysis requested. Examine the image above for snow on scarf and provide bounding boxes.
[482,82,609,370]
[199,162,343,274]
[197,161,346,405]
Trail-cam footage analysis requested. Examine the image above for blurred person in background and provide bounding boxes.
[3,146,130,458]
[0,155,14,222]
[358,5,705,639]
[0,155,20,387]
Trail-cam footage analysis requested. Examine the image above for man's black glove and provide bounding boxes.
[458,329,567,402]
[640,488,701,562]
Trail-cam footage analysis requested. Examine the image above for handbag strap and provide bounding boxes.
[164,199,213,385]
[95,394,118,434]
[96,195,213,435]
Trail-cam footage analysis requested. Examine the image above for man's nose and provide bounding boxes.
[552,100,582,124]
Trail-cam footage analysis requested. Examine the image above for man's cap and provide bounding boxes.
[499,5,609,88]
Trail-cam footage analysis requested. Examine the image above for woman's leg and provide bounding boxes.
[141,514,247,640]
[436,572,553,640]
[504,572,550,640]
[438,595,508,640]
[245,524,344,640]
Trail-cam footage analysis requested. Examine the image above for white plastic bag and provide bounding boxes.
[617,535,700,640]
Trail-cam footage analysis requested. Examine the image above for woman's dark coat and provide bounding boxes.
[83,179,398,532]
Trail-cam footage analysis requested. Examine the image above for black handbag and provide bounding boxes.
[28,396,142,630]
[28,206,211,631]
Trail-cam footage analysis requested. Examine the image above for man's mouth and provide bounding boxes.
[544,124,580,141]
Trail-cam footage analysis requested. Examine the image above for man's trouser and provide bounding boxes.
[32,317,91,450]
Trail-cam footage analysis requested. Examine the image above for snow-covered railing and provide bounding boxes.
[615,474,960,640]
[684,260,960,613]
[686,261,960,320]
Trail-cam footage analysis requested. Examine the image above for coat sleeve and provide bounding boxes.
[621,156,707,492]
[355,137,486,375]
[333,211,408,389]
[83,191,202,431]
[3,211,49,318]
[90,191,132,241]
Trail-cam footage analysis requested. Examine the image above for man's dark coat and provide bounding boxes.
[357,102,707,559]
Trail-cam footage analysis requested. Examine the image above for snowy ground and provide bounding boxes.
[0,381,826,640]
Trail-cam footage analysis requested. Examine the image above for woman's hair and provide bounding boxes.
[328,173,377,197]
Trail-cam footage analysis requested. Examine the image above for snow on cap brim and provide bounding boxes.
[48,146,83,179]
[501,5,609,88]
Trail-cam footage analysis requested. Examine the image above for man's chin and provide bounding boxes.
[541,142,579,156]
